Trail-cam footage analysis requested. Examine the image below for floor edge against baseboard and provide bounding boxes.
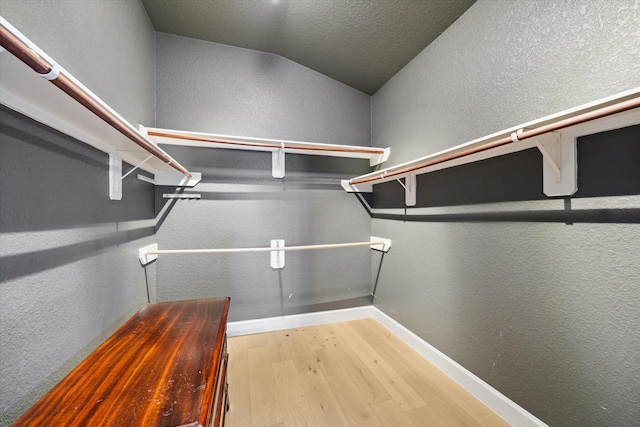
[227,304,547,427]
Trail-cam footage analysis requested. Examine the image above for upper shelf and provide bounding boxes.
[142,126,390,178]
[344,87,640,204]
[0,17,192,199]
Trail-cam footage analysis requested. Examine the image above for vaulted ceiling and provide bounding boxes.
[141,0,476,95]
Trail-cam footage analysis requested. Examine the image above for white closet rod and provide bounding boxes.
[148,240,383,255]
[138,238,392,266]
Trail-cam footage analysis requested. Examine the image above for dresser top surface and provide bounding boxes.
[14,297,230,427]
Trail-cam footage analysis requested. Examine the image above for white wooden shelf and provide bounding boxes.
[0,17,193,200]
[142,126,390,178]
[344,88,640,205]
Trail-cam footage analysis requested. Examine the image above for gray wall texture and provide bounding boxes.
[2,0,639,426]
[0,0,156,127]
[371,1,640,426]
[0,0,157,423]
[154,33,373,322]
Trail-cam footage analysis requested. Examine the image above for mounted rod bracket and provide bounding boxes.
[341,179,373,193]
[109,153,122,200]
[270,239,285,269]
[538,132,576,197]
[272,143,286,178]
[402,174,417,206]
[370,236,392,252]
[139,243,158,265]
[370,147,391,166]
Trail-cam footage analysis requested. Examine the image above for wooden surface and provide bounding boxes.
[225,318,509,427]
[13,297,230,427]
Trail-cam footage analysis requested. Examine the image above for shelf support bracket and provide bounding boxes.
[272,143,285,178]
[370,236,392,252]
[533,136,561,178]
[370,147,391,166]
[512,129,575,197]
[109,153,122,200]
[537,132,577,197]
[404,174,417,206]
[341,180,373,193]
[138,243,158,265]
[119,154,153,182]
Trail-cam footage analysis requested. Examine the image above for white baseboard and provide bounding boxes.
[372,308,548,427]
[227,305,547,427]
[227,305,374,337]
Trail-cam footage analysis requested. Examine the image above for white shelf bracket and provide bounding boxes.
[119,153,154,182]
[138,243,158,265]
[397,174,417,206]
[370,147,391,166]
[109,152,122,200]
[370,236,392,252]
[272,143,285,178]
[512,129,575,197]
[341,180,373,193]
[538,132,577,197]
[271,239,285,269]
[532,135,561,178]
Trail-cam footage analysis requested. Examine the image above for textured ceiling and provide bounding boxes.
[141,0,476,95]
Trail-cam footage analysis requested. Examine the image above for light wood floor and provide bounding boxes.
[225,318,509,427]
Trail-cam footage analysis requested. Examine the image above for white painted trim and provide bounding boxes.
[372,308,549,427]
[227,305,547,426]
[227,306,373,337]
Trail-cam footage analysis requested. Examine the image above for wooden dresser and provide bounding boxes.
[13,297,230,427]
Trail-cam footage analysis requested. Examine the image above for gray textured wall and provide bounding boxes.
[371,1,640,426]
[0,0,156,127]
[154,33,373,321]
[0,1,157,423]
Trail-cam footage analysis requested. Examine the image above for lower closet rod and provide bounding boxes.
[147,241,384,255]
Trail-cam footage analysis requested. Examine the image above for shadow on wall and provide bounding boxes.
[152,144,373,232]
[364,125,640,224]
[0,106,156,282]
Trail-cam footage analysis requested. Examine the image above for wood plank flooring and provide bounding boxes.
[225,318,509,427]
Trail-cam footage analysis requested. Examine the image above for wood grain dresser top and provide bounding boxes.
[13,297,230,427]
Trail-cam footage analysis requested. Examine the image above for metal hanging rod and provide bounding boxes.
[349,89,640,186]
[0,18,191,178]
[142,126,391,178]
[144,127,387,156]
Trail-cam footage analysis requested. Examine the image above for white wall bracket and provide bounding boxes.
[341,179,373,193]
[109,153,201,200]
[270,239,285,269]
[535,132,577,197]
[138,243,158,265]
[371,147,391,166]
[398,175,417,206]
[272,144,286,178]
[370,236,392,252]
[109,153,122,200]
